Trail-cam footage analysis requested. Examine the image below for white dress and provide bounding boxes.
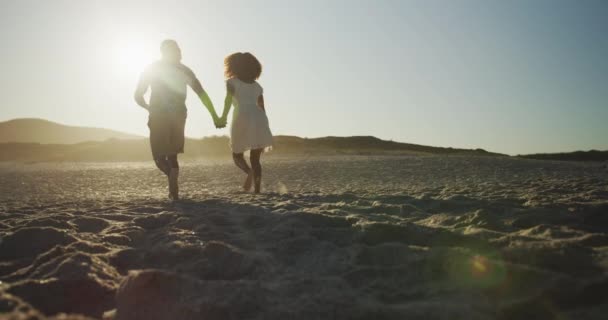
[228,78,273,153]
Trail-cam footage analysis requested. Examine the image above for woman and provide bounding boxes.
[217,52,273,193]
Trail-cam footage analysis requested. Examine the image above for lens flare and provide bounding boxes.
[471,254,489,276]
[437,248,508,290]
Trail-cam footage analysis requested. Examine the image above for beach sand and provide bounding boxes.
[1,155,607,319]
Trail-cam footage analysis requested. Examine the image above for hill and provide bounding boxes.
[0,118,505,162]
[0,118,142,144]
[518,150,608,162]
[0,135,504,162]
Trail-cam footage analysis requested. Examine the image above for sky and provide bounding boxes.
[0,0,606,155]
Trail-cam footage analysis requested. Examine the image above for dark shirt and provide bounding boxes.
[136,60,201,113]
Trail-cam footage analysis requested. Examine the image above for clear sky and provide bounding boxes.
[1,0,606,155]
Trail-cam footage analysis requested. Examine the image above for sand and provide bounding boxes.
[1,155,607,319]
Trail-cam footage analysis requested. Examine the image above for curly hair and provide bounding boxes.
[224,52,262,82]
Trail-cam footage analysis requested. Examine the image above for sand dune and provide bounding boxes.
[1,156,607,319]
[0,119,142,144]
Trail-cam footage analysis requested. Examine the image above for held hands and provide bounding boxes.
[213,115,227,129]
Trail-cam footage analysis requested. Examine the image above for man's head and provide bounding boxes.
[160,39,181,63]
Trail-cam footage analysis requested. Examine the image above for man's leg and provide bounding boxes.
[167,154,179,200]
[149,114,171,176]
[167,110,185,200]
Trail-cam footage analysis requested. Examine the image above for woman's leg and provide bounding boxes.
[250,148,263,193]
[154,156,170,176]
[232,152,250,174]
[233,152,253,191]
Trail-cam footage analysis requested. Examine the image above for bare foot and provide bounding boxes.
[243,173,253,191]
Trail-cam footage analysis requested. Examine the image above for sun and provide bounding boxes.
[113,42,155,76]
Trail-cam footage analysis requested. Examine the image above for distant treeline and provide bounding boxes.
[0,135,502,162]
[518,150,608,162]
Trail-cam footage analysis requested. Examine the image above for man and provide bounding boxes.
[134,39,221,200]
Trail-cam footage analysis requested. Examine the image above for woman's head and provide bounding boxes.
[224,52,262,82]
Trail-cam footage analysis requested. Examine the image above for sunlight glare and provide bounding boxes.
[113,42,154,76]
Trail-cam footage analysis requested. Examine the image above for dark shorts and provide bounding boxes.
[148,108,187,159]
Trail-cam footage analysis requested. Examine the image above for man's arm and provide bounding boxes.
[134,71,150,111]
[190,77,220,124]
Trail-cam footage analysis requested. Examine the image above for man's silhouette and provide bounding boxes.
[134,39,220,200]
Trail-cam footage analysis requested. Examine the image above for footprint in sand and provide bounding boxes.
[70,217,110,233]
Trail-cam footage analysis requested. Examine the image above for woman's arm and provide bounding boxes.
[220,81,235,124]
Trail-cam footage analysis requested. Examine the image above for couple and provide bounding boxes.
[134,40,273,200]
